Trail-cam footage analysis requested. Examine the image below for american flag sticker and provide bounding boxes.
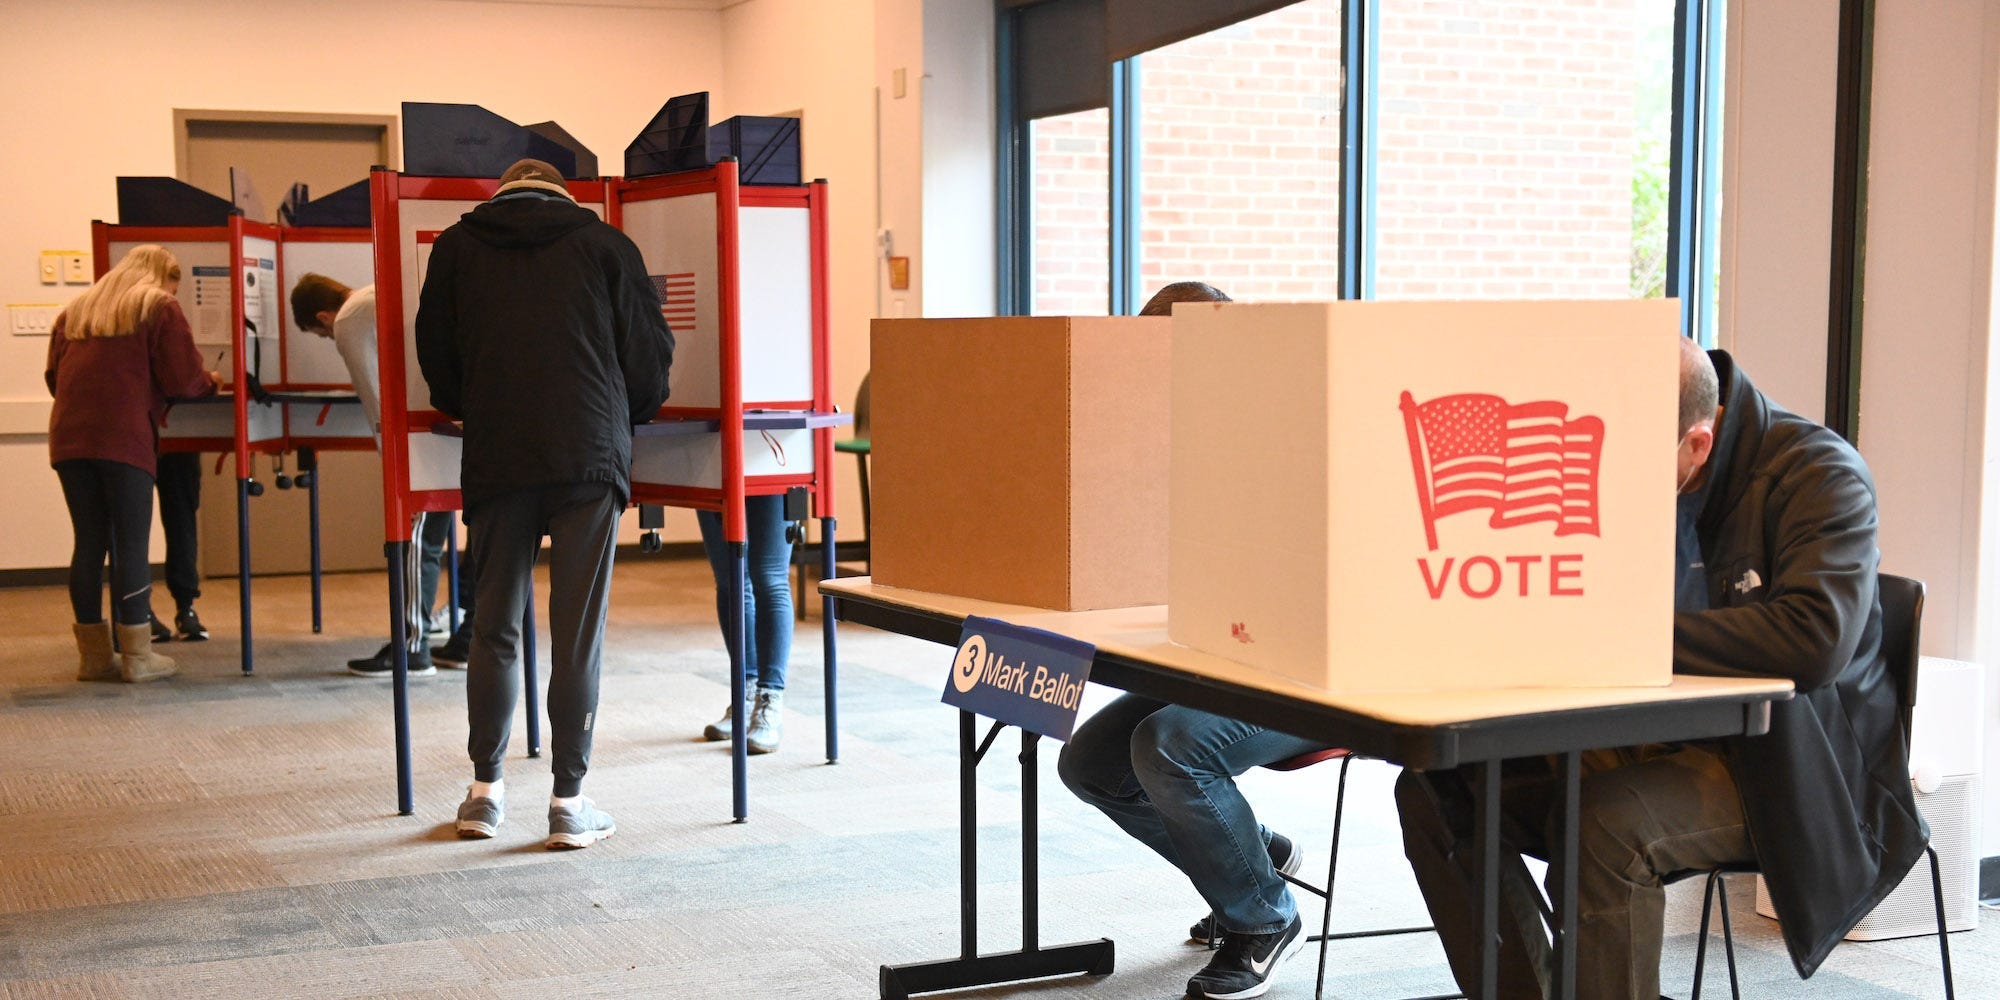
[1399,390,1605,551]
[652,272,697,329]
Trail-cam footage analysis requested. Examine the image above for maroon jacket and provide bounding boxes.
[46,297,215,477]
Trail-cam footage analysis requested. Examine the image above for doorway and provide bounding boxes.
[175,109,398,578]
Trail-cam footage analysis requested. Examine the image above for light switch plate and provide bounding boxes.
[62,254,90,284]
[9,304,59,336]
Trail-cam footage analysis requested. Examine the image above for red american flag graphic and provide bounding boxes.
[651,272,697,329]
[1399,391,1604,551]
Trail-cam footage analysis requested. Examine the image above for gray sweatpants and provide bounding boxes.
[465,482,621,798]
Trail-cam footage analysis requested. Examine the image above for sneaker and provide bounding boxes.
[174,606,209,642]
[426,608,451,640]
[1185,913,1304,1000]
[456,793,503,839]
[148,612,174,644]
[431,622,472,670]
[701,704,733,742]
[1190,832,1302,943]
[347,642,436,678]
[747,687,784,755]
[547,798,616,850]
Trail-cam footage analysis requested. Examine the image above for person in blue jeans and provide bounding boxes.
[1057,280,1321,1000]
[696,493,793,754]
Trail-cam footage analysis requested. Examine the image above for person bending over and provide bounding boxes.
[1395,338,1926,999]
[292,272,477,678]
[47,244,219,683]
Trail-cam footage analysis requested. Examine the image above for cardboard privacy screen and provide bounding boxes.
[871,316,1171,611]
[1168,300,1680,694]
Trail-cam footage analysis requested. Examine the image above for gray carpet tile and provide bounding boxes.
[0,559,1989,998]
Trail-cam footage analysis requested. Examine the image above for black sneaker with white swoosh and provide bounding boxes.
[1185,912,1304,999]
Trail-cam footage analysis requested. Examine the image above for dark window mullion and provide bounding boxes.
[1340,0,1377,301]
[1109,58,1140,315]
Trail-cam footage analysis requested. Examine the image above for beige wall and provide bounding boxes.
[719,0,884,541]
[0,0,726,568]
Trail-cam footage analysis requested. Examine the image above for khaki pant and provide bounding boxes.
[1396,744,1753,1000]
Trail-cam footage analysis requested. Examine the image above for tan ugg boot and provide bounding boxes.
[73,621,119,682]
[113,622,177,683]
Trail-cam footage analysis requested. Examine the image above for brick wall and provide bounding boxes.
[1030,0,1651,312]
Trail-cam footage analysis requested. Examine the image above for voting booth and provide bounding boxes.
[93,206,371,675]
[611,160,844,824]
[1168,300,1681,695]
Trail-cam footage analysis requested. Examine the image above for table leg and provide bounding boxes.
[1552,750,1581,1000]
[820,515,840,764]
[876,713,1113,998]
[1473,760,1500,1000]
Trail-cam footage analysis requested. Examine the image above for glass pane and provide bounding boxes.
[1138,0,1343,303]
[1376,0,1680,300]
[1030,108,1112,315]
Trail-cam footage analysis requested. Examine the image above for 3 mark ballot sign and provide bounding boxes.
[943,616,1095,740]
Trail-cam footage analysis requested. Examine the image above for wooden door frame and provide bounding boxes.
[173,109,400,180]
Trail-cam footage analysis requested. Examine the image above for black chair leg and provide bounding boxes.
[1313,756,1351,1000]
[1716,876,1741,1000]
[1928,845,1956,1000]
[1692,870,1719,1000]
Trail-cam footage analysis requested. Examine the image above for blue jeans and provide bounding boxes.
[1058,694,1326,934]
[697,494,794,691]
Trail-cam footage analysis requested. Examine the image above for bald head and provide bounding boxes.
[1678,337,1718,438]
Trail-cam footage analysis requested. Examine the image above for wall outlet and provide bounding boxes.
[9,304,59,336]
[62,254,90,284]
[37,252,60,285]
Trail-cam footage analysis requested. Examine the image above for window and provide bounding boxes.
[1029,109,1113,315]
[1137,0,1343,302]
[1374,0,1678,300]
[1000,0,1723,335]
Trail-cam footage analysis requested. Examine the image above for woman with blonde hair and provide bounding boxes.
[46,244,219,682]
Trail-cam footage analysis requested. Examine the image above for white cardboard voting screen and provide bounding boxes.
[280,238,375,442]
[1168,300,1680,694]
[619,195,813,410]
[115,237,281,445]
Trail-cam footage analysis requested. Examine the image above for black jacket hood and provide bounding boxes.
[457,195,599,249]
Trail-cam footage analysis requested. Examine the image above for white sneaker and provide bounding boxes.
[747,688,783,755]
[701,704,732,742]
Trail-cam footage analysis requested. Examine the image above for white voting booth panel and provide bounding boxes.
[630,428,816,490]
[619,194,813,409]
[280,237,375,441]
[1168,300,1680,695]
[106,235,281,446]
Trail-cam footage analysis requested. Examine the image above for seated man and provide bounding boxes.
[291,273,475,677]
[1058,280,1324,1000]
[1395,339,1927,999]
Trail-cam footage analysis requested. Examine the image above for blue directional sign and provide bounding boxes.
[942,616,1096,740]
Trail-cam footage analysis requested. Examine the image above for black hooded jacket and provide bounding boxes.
[1676,350,1925,977]
[416,191,673,513]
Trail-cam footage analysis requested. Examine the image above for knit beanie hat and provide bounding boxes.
[494,158,573,201]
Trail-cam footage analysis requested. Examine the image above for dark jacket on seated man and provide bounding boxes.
[1680,349,1925,976]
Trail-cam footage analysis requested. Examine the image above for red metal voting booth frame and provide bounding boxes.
[92,219,373,677]
[369,164,842,821]
[614,162,843,823]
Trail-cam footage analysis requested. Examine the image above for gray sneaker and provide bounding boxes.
[547,798,616,850]
[701,704,732,742]
[456,794,503,839]
[747,688,783,755]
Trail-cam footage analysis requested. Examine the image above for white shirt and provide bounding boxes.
[330,285,381,440]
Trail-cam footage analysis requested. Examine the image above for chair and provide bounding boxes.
[832,372,871,570]
[1207,748,1456,1000]
[1686,573,1955,1000]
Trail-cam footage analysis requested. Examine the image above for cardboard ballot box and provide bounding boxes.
[1168,300,1680,694]
[871,316,1170,611]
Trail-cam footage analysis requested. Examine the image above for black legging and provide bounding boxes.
[54,459,155,626]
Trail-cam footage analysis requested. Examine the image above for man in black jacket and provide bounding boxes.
[1395,339,1925,999]
[417,158,674,849]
